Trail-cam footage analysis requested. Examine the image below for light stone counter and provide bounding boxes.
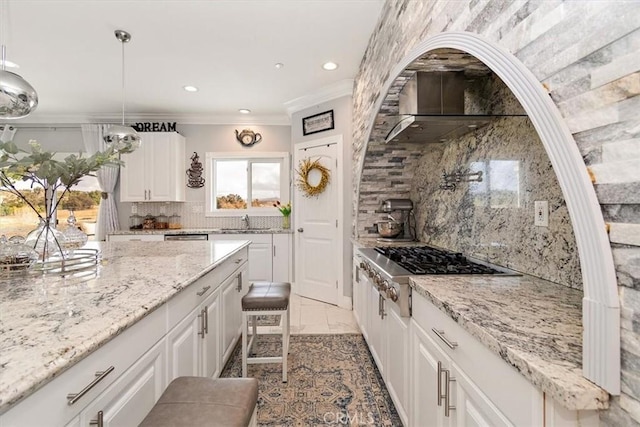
[410,275,609,411]
[0,240,250,413]
[109,228,293,236]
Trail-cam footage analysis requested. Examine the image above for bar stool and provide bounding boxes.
[241,282,291,382]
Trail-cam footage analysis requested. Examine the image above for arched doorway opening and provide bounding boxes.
[355,32,619,394]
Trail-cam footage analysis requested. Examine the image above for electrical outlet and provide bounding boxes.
[131,203,137,214]
[534,201,549,227]
[159,205,166,215]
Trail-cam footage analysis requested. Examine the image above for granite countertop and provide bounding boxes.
[0,240,250,413]
[410,275,609,411]
[110,228,293,235]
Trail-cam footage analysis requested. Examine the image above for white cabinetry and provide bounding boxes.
[78,340,166,427]
[221,263,249,364]
[1,246,249,427]
[120,132,185,202]
[357,260,410,426]
[410,291,544,427]
[352,255,368,340]
[167,286,220,381]
[212,233,290,282]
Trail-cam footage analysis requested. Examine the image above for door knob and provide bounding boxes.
[297,228,304,232]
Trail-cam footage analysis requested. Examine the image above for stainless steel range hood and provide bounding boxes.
[385,72,495,144]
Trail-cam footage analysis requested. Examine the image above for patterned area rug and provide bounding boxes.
[255,314,281,327]
[220,334,402,426]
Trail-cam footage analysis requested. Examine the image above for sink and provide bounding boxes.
[214,228,276,233]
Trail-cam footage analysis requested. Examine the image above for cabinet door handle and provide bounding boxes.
[444,368,456,417]
[273,246,276,257]
[197,285,211,296]
[198,310,205,338]
[203,306,208,334]
[432,328,458,349]
[437,361,444,407]
[437,361,456,416]
[89,410,104,427]
[236,272,243,292]
[67,366,115,405]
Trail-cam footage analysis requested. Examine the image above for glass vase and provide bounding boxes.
[282,215,290,230]
[62,211,88,252]
[25,218,67,261]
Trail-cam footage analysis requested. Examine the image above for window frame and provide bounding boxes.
[205,151,290,217]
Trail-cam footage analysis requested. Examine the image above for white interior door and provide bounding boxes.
[294,140,339,305]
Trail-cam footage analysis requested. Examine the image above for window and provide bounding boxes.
[205,152,290,215]
[469,160,521,208]
[0,152,101,239]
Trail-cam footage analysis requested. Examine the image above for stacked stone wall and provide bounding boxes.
[352,1,640,424]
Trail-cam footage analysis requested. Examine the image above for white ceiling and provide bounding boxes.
[3,0,384,125]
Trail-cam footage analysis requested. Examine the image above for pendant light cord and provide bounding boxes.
[121,36,125,126]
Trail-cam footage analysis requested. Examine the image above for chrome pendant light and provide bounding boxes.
[0,0,38,119]
[104,29,141,150]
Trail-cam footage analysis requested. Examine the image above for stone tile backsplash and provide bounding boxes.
[131,202,286,230]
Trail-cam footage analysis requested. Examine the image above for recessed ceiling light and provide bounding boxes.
[274,63,284,69]
[467,124,478,128]
[183,85,198,92]
[239,109,251,114]
[322,62,338,71]
[0,59,19,69]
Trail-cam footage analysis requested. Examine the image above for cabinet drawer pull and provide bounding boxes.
[432,328,458,349]
[89,410,104,427]
[67,366,115,405]
[235,258,243,264]
[197,285,211,296]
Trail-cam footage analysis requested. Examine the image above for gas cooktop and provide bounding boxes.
[373,246,514,275]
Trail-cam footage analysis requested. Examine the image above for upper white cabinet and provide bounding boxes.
[120,132,186,202]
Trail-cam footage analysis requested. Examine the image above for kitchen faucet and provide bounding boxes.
[241,214,250,229]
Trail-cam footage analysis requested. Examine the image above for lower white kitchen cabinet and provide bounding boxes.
[212,233,290,283]
[221,263,249,364]
[76,339,166,427]
[166,286,221,381]
[351,255,368,340]
[411,291,548,427]
[1,246,248,427]
[357,265,410,426]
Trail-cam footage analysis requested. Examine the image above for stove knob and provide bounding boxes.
[387,286,398,302]
[380,280,390,293]
[359,261,366,270]
[374,273,382,287]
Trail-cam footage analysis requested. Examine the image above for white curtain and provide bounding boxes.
[81,124,120,241]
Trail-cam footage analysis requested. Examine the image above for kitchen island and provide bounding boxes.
[0,239,250,423]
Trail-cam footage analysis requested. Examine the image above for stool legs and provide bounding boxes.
[241,308,289,383]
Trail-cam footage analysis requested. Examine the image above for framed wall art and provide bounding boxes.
[302,110,335,136]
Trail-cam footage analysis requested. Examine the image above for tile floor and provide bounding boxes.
[259,293,361,335]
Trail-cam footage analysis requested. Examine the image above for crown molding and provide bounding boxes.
[284,79,354,117]
[9,113,291,126]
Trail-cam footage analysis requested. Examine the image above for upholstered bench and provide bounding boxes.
[139,377,258,427]
[241,282,291,382]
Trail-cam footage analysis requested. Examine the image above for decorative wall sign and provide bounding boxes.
[302,110,334,136]
[132,122,177,132]
[235,129,262,147]
[186,152,205,188]
[296,157,330,197]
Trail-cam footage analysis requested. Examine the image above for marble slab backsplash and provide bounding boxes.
[410,115,582,289]
[129,201,286,230]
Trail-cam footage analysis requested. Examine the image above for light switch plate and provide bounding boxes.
[534,201,549,227]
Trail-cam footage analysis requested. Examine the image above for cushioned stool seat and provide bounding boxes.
[139,377,258,427]
[241,282,291,382]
